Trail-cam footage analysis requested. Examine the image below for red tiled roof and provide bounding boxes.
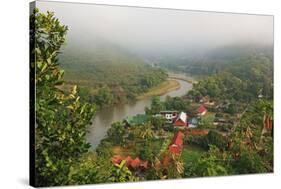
[168,131,184,155]
[197,105,207,113]
[125,156,133,166]
[172,131,184,146]
[111,155,149,170]
[130,157,141,168]
[173,119,187,127]
[169,144,182,155]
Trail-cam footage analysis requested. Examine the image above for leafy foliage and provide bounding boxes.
[109,160,139,182]
[186,145,229,177]
[107,122,126,145]
[31,9,96,186]
[145,96,164,115]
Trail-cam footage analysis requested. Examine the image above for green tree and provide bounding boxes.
[232,146,267,174]
[189,146,229,177]
[31,9,96,186]
[139,123,155,140]
[145,96,164,115]
[150,116,166,130]
[94,86,113,107]
[107,122,126,145]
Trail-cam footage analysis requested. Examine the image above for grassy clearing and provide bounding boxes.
[199,112,216,129]
[182,144,205,163]
[203,112,216,122]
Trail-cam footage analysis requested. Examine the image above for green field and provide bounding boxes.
[182,144,206,163]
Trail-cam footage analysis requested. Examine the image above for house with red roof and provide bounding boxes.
[130,157,141,168]
[111,155,149,170]
[173,112,188,128]
[168,131,184,155]
[197,104,207,116]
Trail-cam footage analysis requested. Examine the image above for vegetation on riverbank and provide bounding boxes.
[137,79,180,100]
[168,74,197,84]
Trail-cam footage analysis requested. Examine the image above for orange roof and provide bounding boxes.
[125,156,133,166]
[111,155,149,169]
[169,144,182,154]
[172,131,184,146]
[197,104,207,113]
[130,157,141,168]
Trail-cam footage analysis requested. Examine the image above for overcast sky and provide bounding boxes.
[36,1,273,54]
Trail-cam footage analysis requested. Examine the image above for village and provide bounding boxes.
[109,95,227,177]
[98,89,273,180]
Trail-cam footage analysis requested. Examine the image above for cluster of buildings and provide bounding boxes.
[112,104,209,169]
[158,104,207,129]
[162,105,208,155]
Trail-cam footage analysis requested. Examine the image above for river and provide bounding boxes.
[87,78,193,148]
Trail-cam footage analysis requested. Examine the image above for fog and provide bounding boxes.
[36,1,273,55]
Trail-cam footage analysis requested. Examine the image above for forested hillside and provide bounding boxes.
[58,37,168,106]
[187,45,273,101]
[152,44,273,78]
[185,44,273,77]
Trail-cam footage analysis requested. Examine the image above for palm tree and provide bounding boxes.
[256,100,273,145]
[166,154,184,178]
[139,123,154,140]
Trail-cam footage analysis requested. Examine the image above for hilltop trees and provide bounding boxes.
[31,9,96,186]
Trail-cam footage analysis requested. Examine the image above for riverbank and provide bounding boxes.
[136,79,180,100]
[168,73,197,84]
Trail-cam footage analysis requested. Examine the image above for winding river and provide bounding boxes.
[87,78,193,148]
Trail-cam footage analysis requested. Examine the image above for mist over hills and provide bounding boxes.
[38,1,273,62]
[37,1,273,103]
